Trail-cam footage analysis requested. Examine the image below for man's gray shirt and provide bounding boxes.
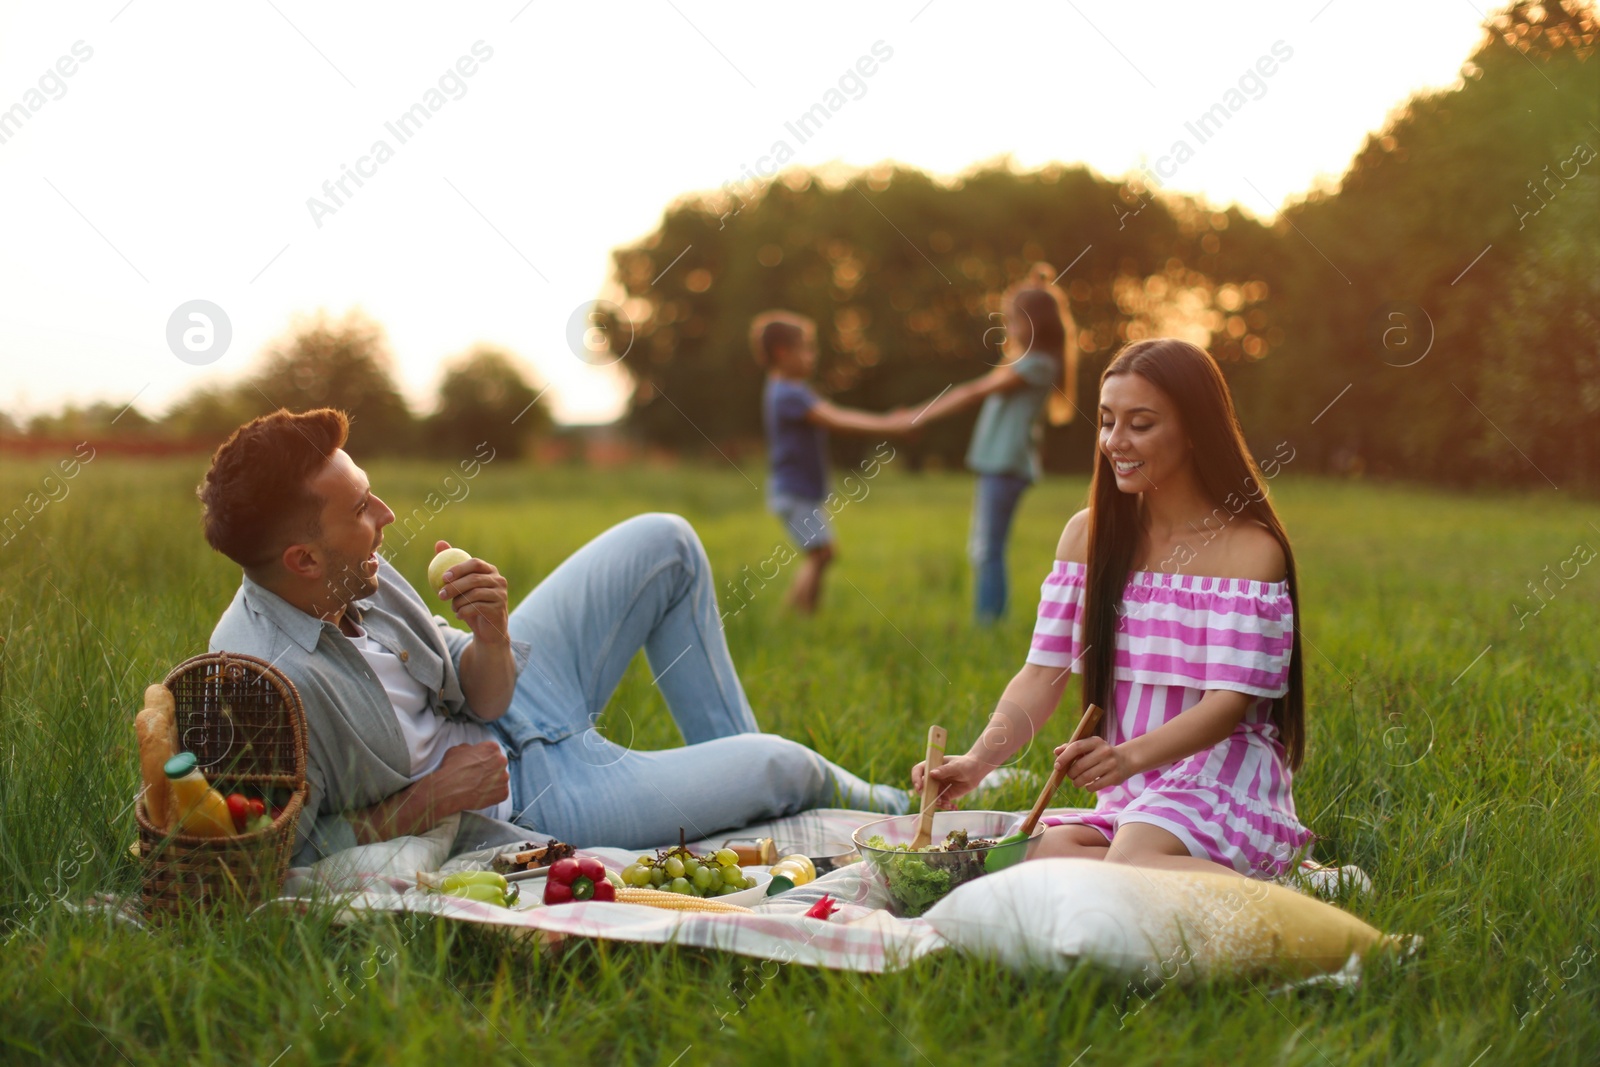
[209,555,532,867]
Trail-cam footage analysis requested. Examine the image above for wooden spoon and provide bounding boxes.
[984,703,1105,871]
[910,725,947,850]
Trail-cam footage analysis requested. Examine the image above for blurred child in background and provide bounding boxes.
[907,266,1078,623]
[752,310,916,614]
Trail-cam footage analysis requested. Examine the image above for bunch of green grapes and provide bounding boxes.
[619,846,754,897]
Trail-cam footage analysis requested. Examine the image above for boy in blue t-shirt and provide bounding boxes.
[751,310,914,614]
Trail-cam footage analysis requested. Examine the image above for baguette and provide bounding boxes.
[144,683,179,753]
[135,707,173,829]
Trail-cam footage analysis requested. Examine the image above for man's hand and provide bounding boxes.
[432,741,510,813]
[348,741,510,845]
[433,540,510,647]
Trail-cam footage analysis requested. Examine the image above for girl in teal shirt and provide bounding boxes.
[912,267,1078,622]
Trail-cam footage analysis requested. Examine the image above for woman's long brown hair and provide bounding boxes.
[1080,338,1306,770]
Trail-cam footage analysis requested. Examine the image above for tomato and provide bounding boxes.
[247,798,266,819]
[225,793,250,832]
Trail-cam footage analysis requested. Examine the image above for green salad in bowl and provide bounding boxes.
[851,810,1043,917]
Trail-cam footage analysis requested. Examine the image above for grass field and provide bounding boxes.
[1,453,1597,1066]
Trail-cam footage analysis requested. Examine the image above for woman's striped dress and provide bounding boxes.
[1026,560,1313,877]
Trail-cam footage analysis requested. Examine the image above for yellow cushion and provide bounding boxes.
[924,858,1406,979]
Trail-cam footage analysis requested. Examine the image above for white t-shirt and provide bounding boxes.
[348,625,513,822]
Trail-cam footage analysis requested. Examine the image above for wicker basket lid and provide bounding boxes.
[160,651,308,785]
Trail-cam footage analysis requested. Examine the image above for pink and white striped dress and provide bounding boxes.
[1026,560,1312,877]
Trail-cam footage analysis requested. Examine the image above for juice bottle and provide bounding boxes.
[163,752,236,837]
[722,837,777,866]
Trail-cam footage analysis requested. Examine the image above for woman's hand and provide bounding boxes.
[1054,736,1133,793]
[911,754,994,811]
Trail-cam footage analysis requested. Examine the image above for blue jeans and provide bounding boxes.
[486,513,908,849]
[969,473,1032,624]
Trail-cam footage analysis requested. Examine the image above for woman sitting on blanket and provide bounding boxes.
[913,338,1312,878]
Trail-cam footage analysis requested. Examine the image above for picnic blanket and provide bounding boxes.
[68,807,1398,981]
[278,808,944,973]
[266,808,1402,979]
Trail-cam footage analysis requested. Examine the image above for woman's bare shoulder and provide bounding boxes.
[1223,521,1288,583]
[1055,508,1091,563]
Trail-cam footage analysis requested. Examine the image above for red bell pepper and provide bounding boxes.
[804,894,839,920]
[544,855,616,905]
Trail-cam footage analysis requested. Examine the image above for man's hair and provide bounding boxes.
[197,408,350,571]
[748,310,815,367]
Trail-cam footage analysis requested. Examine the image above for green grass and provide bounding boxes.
[1,455,1597,1066]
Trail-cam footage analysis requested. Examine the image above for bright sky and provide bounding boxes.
[0,1,1491,425]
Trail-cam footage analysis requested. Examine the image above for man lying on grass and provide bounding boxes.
[201,408,908,868]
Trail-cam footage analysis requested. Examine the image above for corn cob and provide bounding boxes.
[614,887,753,913]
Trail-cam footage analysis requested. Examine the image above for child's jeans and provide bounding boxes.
[968,473,1032,624]
[488,513,907,848]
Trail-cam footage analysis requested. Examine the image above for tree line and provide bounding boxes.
[5,312,552,461]
[603,1,1596,492]
[10,3,1591,492]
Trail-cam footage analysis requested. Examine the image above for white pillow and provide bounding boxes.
[924,858,1399,980]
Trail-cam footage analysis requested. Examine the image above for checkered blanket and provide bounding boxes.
[261,807,1373,976]
[272,808,1079,974]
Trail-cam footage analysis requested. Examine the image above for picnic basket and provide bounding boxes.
[134,651,309,918]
